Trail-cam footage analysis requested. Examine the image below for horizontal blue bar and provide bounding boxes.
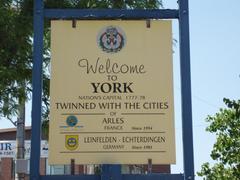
[44,9,179,19]
[40,174,183,180]
[40,175,100,180]
[123,174,184,180]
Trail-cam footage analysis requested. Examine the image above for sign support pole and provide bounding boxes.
[101,164,121,180]
[179,0,195,179]
[30,0,44,180]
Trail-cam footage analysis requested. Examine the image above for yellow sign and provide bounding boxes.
[49,20,176,164]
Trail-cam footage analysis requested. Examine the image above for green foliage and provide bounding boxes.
[198,162,238,180]
[198,98,240,180]
[0,0,50,121]
[45,0,162,9]
[0,0,32,119]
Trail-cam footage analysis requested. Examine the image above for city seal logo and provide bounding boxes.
[66,115,78,127]
[65,135,79,150]
[97,26,126,53]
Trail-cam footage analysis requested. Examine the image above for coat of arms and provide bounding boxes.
[65,135,79,150]
[98,26,126,53]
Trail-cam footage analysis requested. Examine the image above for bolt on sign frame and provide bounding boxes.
[30,0,194,180]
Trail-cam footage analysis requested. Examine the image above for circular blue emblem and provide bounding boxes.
[66,116,78,127]
[97,26,126,53]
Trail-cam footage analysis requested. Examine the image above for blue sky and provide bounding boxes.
[164,0,240,179]
[1,0,240,179]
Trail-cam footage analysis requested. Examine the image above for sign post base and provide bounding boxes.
[101,164,121,180]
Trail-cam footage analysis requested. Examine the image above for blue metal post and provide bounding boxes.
[179,0,195,180]
[101,164,121,180]
[30,0,44,180]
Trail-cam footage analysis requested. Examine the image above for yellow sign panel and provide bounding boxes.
[49,20,176,164]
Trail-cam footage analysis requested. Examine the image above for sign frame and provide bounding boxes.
[30,0,194,180]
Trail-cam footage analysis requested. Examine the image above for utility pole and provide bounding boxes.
[16,97,26,180]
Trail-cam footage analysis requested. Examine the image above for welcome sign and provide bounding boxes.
[49,20,176,164]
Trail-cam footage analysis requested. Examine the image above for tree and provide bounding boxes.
[0,1,49,179]
[0,2,31,179]
[0,1,31,121]
[0,0,50,124]
[198,98,240,180]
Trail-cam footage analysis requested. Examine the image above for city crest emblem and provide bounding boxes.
[65,135,79,150]
[66,115,78,127]
[97,26,126,53]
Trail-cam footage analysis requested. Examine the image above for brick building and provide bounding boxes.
[0,127,170,180]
